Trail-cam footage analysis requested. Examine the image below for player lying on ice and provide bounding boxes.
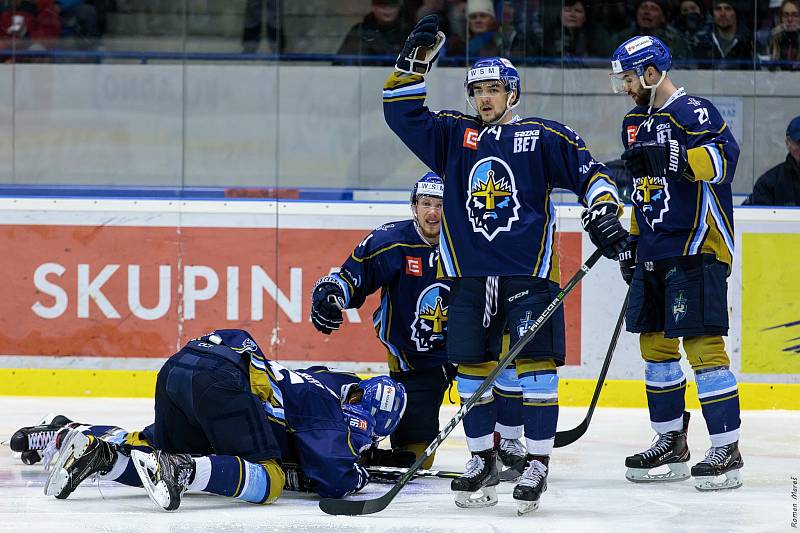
[10,329,407,511]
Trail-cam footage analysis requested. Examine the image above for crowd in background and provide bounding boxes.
[0,0,797,69]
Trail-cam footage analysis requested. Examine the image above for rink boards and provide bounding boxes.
[0,198,798,408]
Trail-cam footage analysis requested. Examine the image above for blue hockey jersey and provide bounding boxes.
[383,72,621,280]
[329,219,448,373]
[620,88,739,266]
[190,329,367,499]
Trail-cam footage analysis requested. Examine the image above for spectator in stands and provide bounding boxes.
[464,0,499,58]
[336,0,408,66]
[542,0,596,65]
[56,0,102,51]
[676,0,709,56]
[769,0,800,69]
[609,0,690,60]
[695,0,755,69]
[242,0,284,54]
[744,116,800,206]
[414,0,466,63]
[0,0,60,59]
[497,0,532,60]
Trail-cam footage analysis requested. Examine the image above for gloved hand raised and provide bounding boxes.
[396,14,446,75]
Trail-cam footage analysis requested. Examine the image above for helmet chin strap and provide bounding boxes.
[639,70,666,108]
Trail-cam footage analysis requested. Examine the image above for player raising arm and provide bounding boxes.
[383,15,628,514]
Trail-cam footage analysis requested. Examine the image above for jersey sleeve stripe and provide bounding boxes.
[687,145,725,183]
[585,174,621,205]
[382,81,426,98]
[383,72,424,90]
[330,273,352,307]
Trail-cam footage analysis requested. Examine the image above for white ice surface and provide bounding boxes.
[1,397,797,533]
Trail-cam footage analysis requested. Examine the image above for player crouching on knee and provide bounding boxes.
[30,329,407,511]
[610,35,743,491]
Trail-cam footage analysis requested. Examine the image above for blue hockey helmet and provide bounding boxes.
[610,35,672,93]
[343,375,407,439]
[464,57,520,115]
[411,172,444,205]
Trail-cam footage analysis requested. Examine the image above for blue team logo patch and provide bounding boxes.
[517,310,536,338]
[631,175,671,229]
[411,283,449,351]
[466,157,520,241]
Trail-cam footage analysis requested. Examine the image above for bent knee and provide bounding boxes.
[259,459,285,504]
[640,332,680,362]
[683,336,729,370]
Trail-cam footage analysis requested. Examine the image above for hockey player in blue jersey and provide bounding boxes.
[610,35,743,491]
[310,173,527,475]
[384,15,629,514]
[29,329,406,510]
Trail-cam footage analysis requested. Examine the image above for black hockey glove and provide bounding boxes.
[621,140,690,181]
[360,446,416,468]
[395,14,446,75]
[581,201,629,260]
[618,238,638,285]
[283,464,315,493]
[310,277,346,335]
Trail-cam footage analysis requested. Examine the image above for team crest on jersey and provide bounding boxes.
[631,175,671,229]
[410,283,449,351]
[672,291,687,323]
[466,157,520,241]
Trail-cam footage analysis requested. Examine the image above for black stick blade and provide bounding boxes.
[554,420,589,447]
[319,486,398,516]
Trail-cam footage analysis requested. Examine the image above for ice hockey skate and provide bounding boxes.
[513,455,549,515]
[9,414,75,466]
[692,441,744,491]
[496,435,527,482]
[625,411,690,483]
[131,449,196,511]
[451,449,500,508]
[44,428,119,499]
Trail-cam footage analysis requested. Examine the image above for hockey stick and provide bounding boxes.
[366,466,461,481]
[554,288,629,448]
[319,248,604,516]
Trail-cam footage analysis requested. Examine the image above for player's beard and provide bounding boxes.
[415,217,440,244]
[632,86,652,107]
[481,106,508,124]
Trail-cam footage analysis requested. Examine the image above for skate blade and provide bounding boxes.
[44,429,88,498]
[454,485,498,508]
[131,450,176,512]
[694,469,743,491]
[516,499,540,516]
[625,462,690,483]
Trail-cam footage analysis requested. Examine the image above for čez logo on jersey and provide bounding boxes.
[410,283,449,351]
[466,156,520,241]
